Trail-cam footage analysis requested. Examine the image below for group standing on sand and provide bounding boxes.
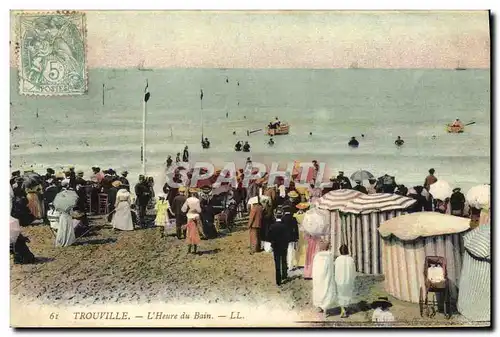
[10,160,482,320]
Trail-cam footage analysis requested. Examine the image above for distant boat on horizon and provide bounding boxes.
[138,60,153,71]
[455,61,466,71]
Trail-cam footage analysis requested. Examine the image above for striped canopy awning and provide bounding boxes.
[317,189,363,211]
[340,193,417,214]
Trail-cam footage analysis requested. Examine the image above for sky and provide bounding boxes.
[10,10,490,69]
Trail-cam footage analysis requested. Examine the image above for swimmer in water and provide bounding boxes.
[309,132,312,136]
[361,134,365,138]
[233,131,236,135]
[431,135,437,140]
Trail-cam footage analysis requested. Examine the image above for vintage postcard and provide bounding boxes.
[9,10,491,328]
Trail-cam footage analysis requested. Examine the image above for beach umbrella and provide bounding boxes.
[10,216,21,244]
[316,189,363,256]
[350,170,374,182]
[301,207,331,236]
[466,184,490,209]
[429,180,453,201]
[53,190,79,213]
[341,193,417,214]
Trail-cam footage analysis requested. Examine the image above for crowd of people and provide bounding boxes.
[10,159,479,319]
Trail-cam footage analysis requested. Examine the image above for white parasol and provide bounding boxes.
[466,184,490,210]
[10,216,21,244]
[429,180,453,201]
[301,208,331,236]
[53,190,79,213]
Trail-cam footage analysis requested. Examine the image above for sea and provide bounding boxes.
[10,68,491,193]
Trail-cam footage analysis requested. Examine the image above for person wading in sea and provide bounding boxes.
[182,146,189,162]
[424,168,437,191]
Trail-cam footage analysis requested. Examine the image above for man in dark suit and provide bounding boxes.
[337,171,352,189]
[134,175,151,227]
[353,180,368,194]
[268,205,298,286]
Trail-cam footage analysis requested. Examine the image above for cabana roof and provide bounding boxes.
[378,212,471,241]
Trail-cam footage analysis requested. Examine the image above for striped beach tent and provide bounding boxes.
[339,193,417,274]
[378,212,470,303]
[316,189,363,256]
[457,224,491,322]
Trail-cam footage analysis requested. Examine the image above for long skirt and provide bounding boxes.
[312,251,337,311]
[185,220,201,245]
[304,234,320,279]
[294,230,307,268]
[249,228,261,252]
[287,242,297,270]
[112,201,134,231]
[55,213,76,247]
[27,192,43,219]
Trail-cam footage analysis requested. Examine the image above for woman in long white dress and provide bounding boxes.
[112,189,134,231]
[334,244,356,318]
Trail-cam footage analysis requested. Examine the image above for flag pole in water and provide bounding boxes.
[200,87,204,143]
[142,80,150,176]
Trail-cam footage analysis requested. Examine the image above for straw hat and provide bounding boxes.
[55,171,65,179]
[288,191,299,198]
[189,187,199,193]
[112,180,122,188]
[178,186,187,192]
[296,202,310,210]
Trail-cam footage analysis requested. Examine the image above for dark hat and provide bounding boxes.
[371,297,393,309]
[12,170,20,176]
[339,171,344,174]
[368,178,377,182]
[121,170,128,175]
[46,168,55,174]
[452,187,461,192]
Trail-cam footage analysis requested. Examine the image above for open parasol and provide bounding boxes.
[429,180,453,201]
[10,216,21,244]
[53,190,79,213]
[350,170,374,182]
[301,207,331,236]
[466,184,490,209]
[21,172,43,189]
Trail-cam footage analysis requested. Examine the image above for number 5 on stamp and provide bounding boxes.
[17,12,88,96]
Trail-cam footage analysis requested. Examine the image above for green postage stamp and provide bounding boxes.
[17,12,87,96]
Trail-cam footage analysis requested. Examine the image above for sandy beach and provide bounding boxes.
[10,212,482,328]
